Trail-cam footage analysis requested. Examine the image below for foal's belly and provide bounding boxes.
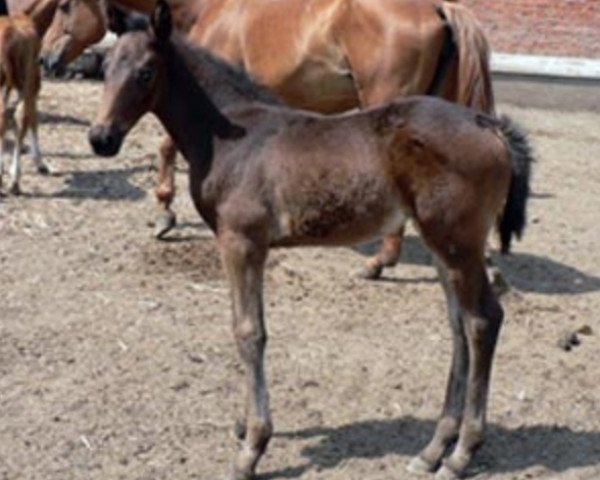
[271,173,408,247]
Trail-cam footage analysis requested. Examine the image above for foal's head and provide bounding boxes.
[88,4,169,156]
[89,0,245,157]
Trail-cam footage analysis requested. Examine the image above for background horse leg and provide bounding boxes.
[219,229,272,480]
[27,96,50,175]
[408,257,467,474]
[154,135,177,238]
[8,97,25,195]
[0,88,9,189]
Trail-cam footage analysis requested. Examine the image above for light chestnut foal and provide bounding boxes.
[0,0,60,193]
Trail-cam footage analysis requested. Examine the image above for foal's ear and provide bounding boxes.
[216,122,247,141]
[151,0,172,43]
[108,5,148,35]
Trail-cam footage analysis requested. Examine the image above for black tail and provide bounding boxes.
[0,0,8,16]
[497,115,534,253]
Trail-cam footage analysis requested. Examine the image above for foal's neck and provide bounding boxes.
[153,43,227,178]
[174,35,281,109]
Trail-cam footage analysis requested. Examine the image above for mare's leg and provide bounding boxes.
[486,242,510,297]
[154,136,177,238]
[219,229,272,480]
[354,82,413,280]
[356,226,404,279]
[408,257,467,474]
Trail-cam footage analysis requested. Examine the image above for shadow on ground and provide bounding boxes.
[263,416,600,478]
[354,236,600,295]
[39,111,91,126]
[25,166,148,201]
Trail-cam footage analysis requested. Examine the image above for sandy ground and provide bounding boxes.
[0,80,599,480]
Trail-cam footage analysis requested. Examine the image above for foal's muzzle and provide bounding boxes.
[88,124,125,157]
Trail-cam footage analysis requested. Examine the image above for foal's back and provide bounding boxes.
[209,97,509,247]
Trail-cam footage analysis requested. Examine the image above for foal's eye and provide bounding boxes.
[58,1,70,13]
[136,68,154,85]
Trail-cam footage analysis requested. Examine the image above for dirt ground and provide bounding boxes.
[0,79,599,480]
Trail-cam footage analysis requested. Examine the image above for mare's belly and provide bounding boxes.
[272,61,360,114]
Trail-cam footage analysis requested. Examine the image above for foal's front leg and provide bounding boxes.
[219,230,272,480]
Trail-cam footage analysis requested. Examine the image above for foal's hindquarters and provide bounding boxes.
[0,17,48,195]
[204,102,515,480]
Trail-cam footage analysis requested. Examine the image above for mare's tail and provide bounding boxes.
[497,115,534,253]
[437,2,495,114]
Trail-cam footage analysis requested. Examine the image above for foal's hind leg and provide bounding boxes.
[408,257,468,474]
[414,249,503,480]
[436,265,503,480]
[154,136,177,239]
[219,229,272,480]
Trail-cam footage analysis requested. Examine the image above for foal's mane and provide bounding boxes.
[171,32,282,107]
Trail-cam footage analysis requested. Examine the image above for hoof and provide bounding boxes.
[434,464,462,480]
[355,263,383,280]
[233,418,247,441]
[37,164,50,175]
[154,210,176,239]
[8,182,21,196]
[490,269,510,297]
[407,455,437,475]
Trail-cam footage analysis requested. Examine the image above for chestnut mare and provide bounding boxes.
[89,4,532,479]
[0,0,58,193]
[43,0,495,279]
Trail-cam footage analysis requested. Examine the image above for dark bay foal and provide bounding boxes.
[89,3,533,479]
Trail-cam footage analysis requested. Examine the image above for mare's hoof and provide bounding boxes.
[355,263,384,280]
[407,455,436,475]
[37,164,50,175]
[154,210,176,239]
[490,269,510,297]
[8,182,21,196]
[233,418,247,440]
[434,464,462,480]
